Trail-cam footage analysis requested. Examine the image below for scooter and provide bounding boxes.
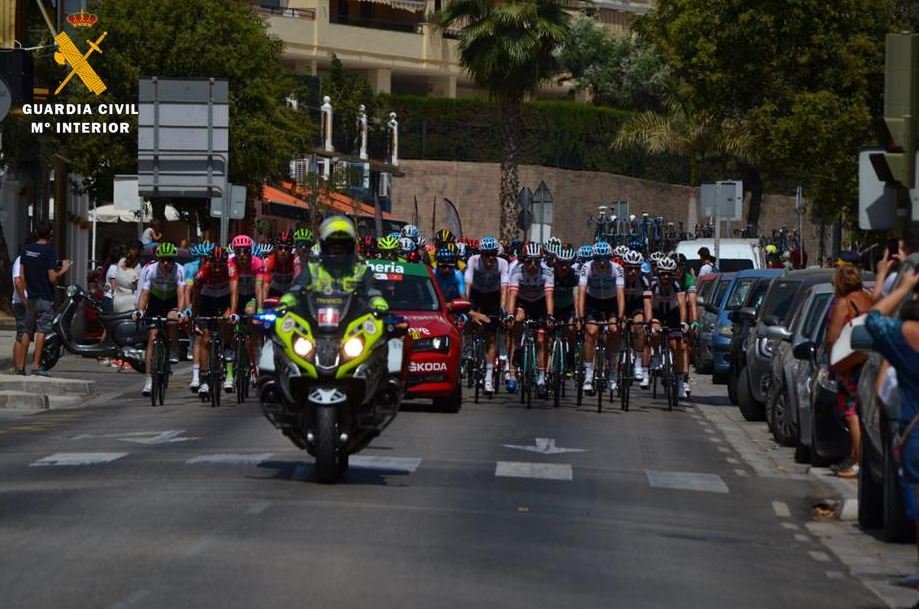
[42,285,148,373]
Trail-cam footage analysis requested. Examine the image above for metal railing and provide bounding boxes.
[330,14,421,34]
[254,5,316,19]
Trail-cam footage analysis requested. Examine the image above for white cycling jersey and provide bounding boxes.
[509,262,554,302]
[578,260,625,299]
[464,255,509,293]
[138,261,185,302]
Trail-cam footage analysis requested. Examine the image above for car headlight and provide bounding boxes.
[718,324,733,337]
[413,336,450,352]
[343,336,364,359]
[293,336,313,358]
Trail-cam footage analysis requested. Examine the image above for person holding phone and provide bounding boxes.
[874,238,908,303]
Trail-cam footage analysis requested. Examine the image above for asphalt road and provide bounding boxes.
[0,357,885,609]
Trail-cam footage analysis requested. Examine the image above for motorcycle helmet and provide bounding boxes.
[318,215,357,255]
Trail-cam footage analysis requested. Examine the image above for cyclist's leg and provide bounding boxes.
[605,313,619,390]
[632,312,647,383]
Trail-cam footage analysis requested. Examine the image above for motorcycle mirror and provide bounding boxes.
[448,299,472,314]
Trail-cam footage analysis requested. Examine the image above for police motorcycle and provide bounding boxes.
[41,284,148,373]
[257,284,410,483]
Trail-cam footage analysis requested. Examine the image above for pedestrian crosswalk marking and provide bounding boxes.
[186,453,274,465]
[30,452,129,467]
[495,461,573,481]
[350,456,422,473]
[646,470,729,494]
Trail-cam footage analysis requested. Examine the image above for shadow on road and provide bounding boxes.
[254,460,411,486]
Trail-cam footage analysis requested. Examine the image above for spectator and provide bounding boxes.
[11,247,28,375]
[141,219,162,246]
[17,219,71,377]
[824,263,873,478]
[874,224,919,303]
[697,247,716,277]
[100,245,123,315]
[113,241,143,313]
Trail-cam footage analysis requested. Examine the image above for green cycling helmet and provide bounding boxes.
[378,235,400,252]
[294,227,314,245]
[155,241,178,258]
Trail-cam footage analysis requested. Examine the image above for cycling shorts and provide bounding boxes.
[584,294,618,323]
[200,294,231,317]
[470,288,502,318]
[516,298,547,321]
[147,296,178,319]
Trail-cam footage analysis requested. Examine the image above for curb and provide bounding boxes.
[808,466,858,521]
[0,391,49,410]
[0,374,94,396]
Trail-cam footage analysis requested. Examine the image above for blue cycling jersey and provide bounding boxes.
[183,259,202,286]
[436,269,466,301]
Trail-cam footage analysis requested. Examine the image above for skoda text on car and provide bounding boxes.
[367,259,468,412]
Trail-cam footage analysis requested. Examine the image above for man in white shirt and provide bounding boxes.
[12,254,27,375]
[697,247,716,278]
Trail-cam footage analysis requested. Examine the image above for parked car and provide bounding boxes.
[765,282,838,459]
[737,269,837,421]
[692,273,720,374]
[854,254,918,542]
[676,238,766,272]
[697,273,731,375]
[369,260,470,412]
[704,269,783,385]
[727,274,778,404]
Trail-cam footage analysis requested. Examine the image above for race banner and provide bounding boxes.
[443,197,463,238]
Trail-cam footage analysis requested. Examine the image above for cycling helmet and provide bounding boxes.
[209,246,227,263]
[155,241,178,259]
[577,245,593,262]
[276,230,294,248]
[318,215,357,253]
[765,244,778,255]
[613,245,630,258]
[189,243,206,258]
[657,256,678,272]
[294,227,314,245]
[592,241,612,259]
[252,243,273,258]
[435,228,455,245]
[378,235,400,252]
[510,238,523,257]
[523,242,542,259]
[360,235,377,257]
[649,251,666,263]
[401,224,420,241]
[436,247,457,265]
[557,245,576,263]
[623,250,643,267]
[545,240,561,258]
[398,236,416,253]
[479,236,499,253]
[231,234,254,250]
[547,236,562,248]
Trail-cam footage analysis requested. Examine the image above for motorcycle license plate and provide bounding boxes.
[318,307,340,327]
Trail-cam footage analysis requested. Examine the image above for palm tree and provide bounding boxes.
[438,0,571,240]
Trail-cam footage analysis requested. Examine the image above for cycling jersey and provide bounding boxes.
[552,264,579,312]
[624,274,652,316]
[651,277,684,327]
[578,260,625,300]
[195,261,231,298]
[681,272,698,294]
[435,269,466,301]
[229,255,265,297]
[509,262,554,303]
[183,259,202,288]
[464,255,509,294]
[139,262,185,302]
[264,253,297,296]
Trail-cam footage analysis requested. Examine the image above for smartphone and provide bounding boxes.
[888,238,899,258]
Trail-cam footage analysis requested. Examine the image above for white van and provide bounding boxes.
[675,239,766,274]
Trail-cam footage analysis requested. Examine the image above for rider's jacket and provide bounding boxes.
[464,254,509,294]
[579,260,625,300]
[623,273,653,314]
[292,255,388,312]
[435,268,466,301]
[229,255,265,297]
[264,252,297,294]
[651,277,684,319]
[139,261,185,302]
[195,261,231,298]
[509,262,554,302]
[552,264,578,311]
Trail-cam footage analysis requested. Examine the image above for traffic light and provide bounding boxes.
[0,48,33,107]
[871,34,919,189]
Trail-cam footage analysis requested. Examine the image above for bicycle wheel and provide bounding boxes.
[620,347,630,412]
[574,337,584,406]
[235,336,248,404]
[158,350,168,406]
[552,341,562,409]
[664,351,675,412]
[151,339,163,407]
[596,345,606,413]
[210,340,222,408]
[473,337,483,404]
[519,340,528,407]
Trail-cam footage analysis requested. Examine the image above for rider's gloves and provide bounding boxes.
[691,320,701,330]
[279,293,297,310]
[547,315,556,327]
[504,315,515,324]
[681,322,690,333]
[132,309,144,321]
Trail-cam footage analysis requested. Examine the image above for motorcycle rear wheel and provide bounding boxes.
[314,406,340,484]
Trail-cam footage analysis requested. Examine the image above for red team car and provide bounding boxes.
[368,260,470,412]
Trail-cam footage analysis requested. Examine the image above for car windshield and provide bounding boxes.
[687,258,755,274]
[373,274,440,312]
[761,280,802,324]
[726,279,754,310]
[802,293,834,340]
[711,279,731,308]
[747,281,771,310]
[698,278,715,302]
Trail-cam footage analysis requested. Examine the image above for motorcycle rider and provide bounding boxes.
[134,242,187,397]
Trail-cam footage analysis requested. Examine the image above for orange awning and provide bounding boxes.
[261,183,399,221]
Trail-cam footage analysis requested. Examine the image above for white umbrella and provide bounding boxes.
[89,203,181,223]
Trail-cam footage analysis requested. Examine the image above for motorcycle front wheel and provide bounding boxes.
[314,406,341,484]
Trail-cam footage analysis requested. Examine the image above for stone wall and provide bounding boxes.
[392,159,826,262]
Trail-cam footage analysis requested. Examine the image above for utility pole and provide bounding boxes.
[714,182,722,264]
[795,186,804,266]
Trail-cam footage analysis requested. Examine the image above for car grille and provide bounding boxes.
[408,374,448,386]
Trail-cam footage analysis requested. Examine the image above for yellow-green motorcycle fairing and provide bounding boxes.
[274,311,317,378]
[336,313,385,379]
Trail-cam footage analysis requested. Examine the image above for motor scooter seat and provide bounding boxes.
[98,310,136,324]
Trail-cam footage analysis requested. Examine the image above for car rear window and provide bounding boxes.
[726,279,754,310]
[746,280,771,310]
[761,280,802,324]
[802,293,833,340]
[712,279,731,308]
[687,259,755,274]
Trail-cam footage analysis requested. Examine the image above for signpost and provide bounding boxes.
[531,181,554,243]
[209,184,246,245]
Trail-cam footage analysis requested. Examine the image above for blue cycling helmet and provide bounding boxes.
[398,236,416,253]
[199,242,215,258]
[436,247,457,265]
[189,243,205,258]
[577,245,593,262]
[252,243,273,258]
[592,241,612,258]
[480,236,499,253]
[401,224,421,241]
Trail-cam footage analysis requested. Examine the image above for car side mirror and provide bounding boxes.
[792,341,816,361]
[764,325,792,341]
[763,314,780,327]
[448,299,472,314]
[738,307,756,322]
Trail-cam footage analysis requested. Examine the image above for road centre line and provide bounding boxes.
[772,501,792,518]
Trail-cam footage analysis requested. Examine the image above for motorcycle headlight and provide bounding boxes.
[414,336,450,352]
[343,336,364,359]
[293,337,314,358]
[718,324,733,337]
[66,285,79,298]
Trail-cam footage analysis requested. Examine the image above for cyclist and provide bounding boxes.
[263,231,297,299]
[294,227,316,271]
[194,246,236,396]
[550,244,579,376]
[506,242,555,395]
[434,248,466,301]
[675,253,697,397]
[377,235,401,261]
[464,236,509,395]
[229,235,264,315]
[399,236,419,263]
[622,250,654,389]
[577,241,625,395]
[650,256,689,399]
[134,242,187,397]
[184,242,212,390]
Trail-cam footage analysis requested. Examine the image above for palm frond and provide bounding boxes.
[614,112,685,156]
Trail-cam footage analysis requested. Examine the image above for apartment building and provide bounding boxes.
[250,0,652,98]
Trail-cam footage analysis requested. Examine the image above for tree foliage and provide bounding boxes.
[556,14,669,112]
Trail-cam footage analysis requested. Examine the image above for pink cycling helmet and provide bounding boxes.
[231,234,254,249]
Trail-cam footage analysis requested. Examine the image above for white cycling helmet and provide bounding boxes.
[623,250,643,267]
[649,251,666,263]
[523,242,542,259]
[657,256,677,272]
[613,245,630,257]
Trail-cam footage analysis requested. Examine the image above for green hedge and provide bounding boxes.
[380,94,695,184]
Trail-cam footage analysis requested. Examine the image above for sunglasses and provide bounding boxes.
[481,253,496,259]
[158,258,174,265]
[234,248,249,256]
[437,263,454,270]
[276,246,291,252]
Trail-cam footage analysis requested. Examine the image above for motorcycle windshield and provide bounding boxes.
[306,290,355,335]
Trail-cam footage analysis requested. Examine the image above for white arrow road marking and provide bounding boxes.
[495,461,573,481]
[71,430,201,444]
[349,456,422,473]
[186,453,274,465]
[30,452,129,467]
[501,438,588,455]
[646,470,729,494]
